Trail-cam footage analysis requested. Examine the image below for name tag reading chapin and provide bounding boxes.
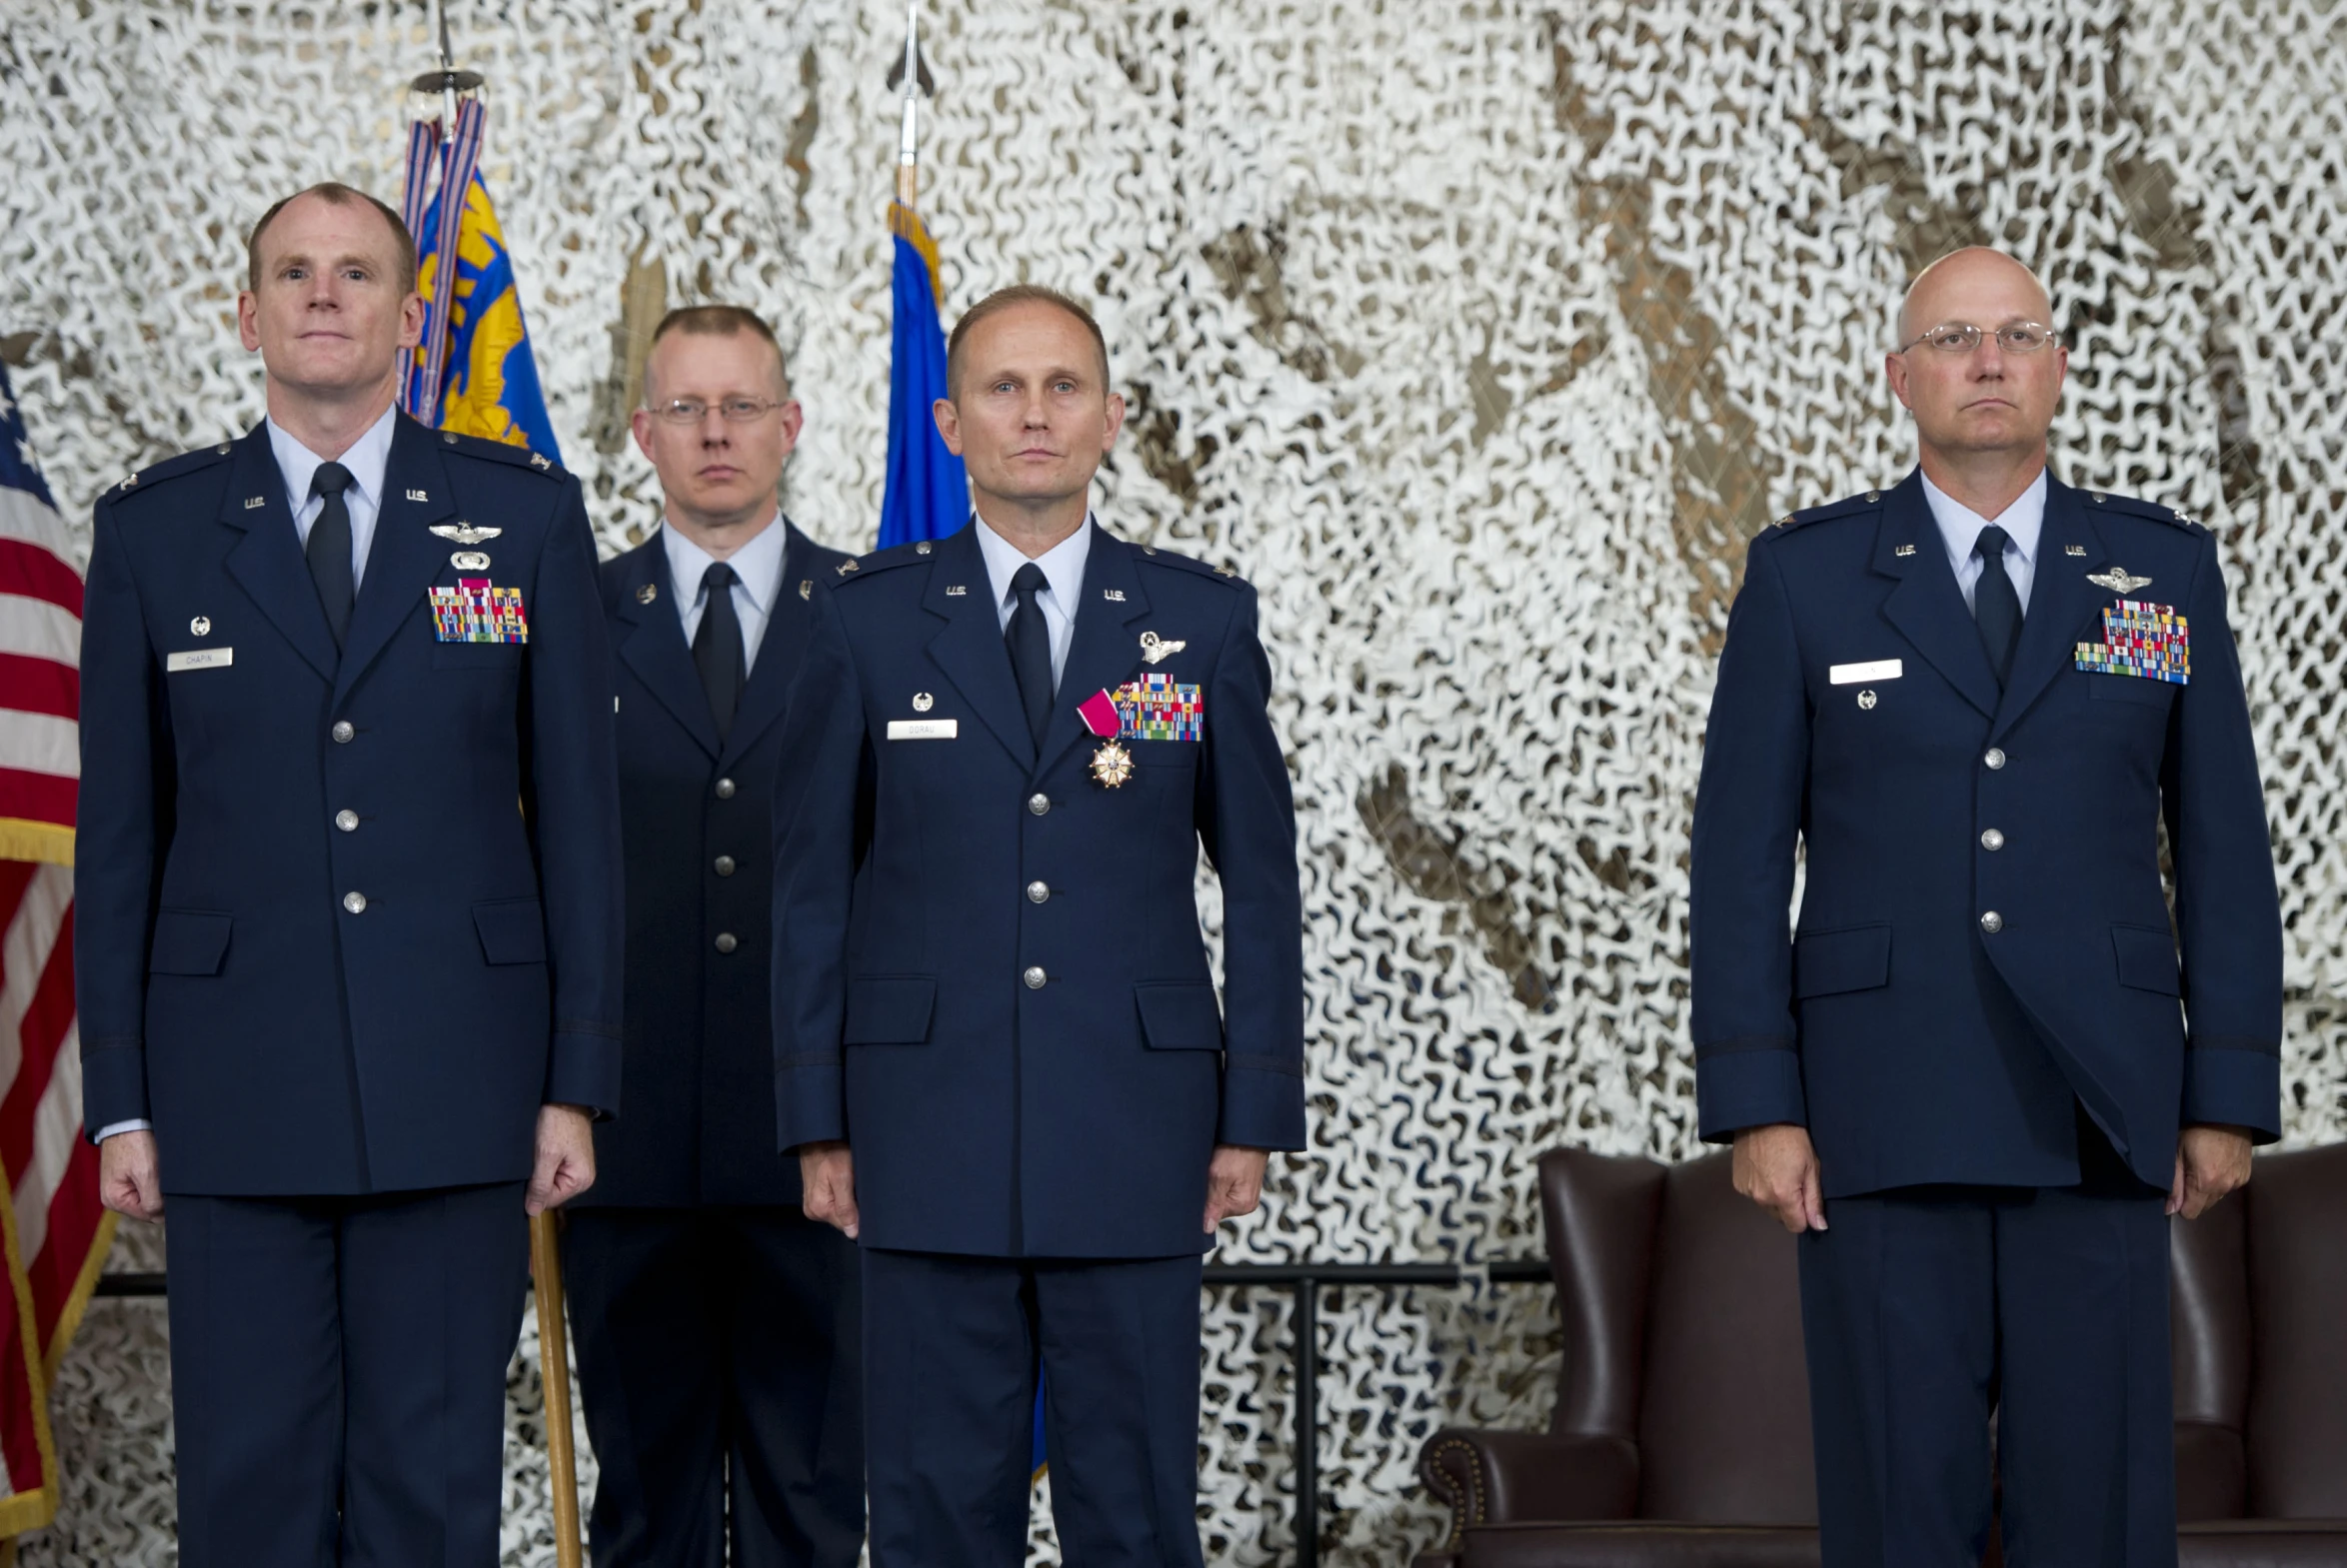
[887,719,959,741]
[166,648,233,673]
[1829,659,1903,685]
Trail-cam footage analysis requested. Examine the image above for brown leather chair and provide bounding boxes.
[1414,1142,2347,1568]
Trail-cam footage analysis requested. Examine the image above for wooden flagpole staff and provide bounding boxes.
[530,1211,585,1568]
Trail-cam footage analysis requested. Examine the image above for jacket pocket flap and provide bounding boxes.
[472,899,548,965]
[149,908,232,976]
[1135,981,1224,1050]
[844,976,938,1044]
[2112,923,2181,995]
[1793,923,1892,999]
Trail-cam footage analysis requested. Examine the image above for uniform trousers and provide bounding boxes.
[1798,1114,2175,1568]
[862,1247,1205,1568]
[163,1181,531,1568]
[563,1207,865,1568]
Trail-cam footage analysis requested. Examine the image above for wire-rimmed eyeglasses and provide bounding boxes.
[1897,322,2057,355]
[647,397,789,425]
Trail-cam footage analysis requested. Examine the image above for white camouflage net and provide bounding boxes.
[5,2,2343,1562]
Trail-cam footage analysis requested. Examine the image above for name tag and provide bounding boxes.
[166,648,233,673]
[1829,659,1902,686]
[887,720,958,741]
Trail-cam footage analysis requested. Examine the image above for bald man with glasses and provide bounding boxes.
[568,305,863,1568]
[1691,248,2280,1566]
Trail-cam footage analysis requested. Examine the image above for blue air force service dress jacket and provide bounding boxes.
[1689,471,2282,1197]
[579,522,849,1207]
[75,416,624,1195]
[771,522,1306,1259]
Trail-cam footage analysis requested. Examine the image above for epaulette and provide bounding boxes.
[829,538,936,583]
[1133,541,1250,588]
[104,441,236,502]
[1766,488,1891,536]
[2078,489,2206,534]
[433,429,565,480]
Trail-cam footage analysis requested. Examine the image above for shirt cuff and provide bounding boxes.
[95,1119,153,1142]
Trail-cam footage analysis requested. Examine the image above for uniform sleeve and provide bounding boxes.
[524,479,625,1115]
[73,496,165,1135]
[770,584,868,1151]
[2163,532,2283,1139]
[1689,537,1812,1140]
[1194,587,1306,1151]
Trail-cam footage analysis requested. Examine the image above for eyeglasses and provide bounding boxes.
[648,397,788,425]
[1898,322,2057,355]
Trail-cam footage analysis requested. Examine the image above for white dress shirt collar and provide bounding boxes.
[1919,467,2048,613]
[660,512,789,670]
[972,512,1094,690]
[266,403,398,585]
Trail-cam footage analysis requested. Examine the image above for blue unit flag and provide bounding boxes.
[878,204,968,550]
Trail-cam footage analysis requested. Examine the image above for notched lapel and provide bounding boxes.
[615,540,722,759]
[218,431,339,685]
[1038,528,1154,775]
[1992,481,2112,742]
[333,419,458,705]
[1872,475,2001,721]
[923,527,1035,768]
[719,522,821,765]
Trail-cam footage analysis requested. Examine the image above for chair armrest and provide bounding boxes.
[1417,1427,1641,1552]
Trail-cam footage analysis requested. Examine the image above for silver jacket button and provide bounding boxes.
[335,809,360,832]
[715,778,737,799]
[1980,828,2005,851]
[1028,793,1051,816]
[343,891,367,914]
[714,932,739,954]
[714,855,737,876]
[1983,748,2006,770]
[1979,910,2004,934]
[1027,880,1051,903]
[332,721,356,744]
[1023,965,1048,989]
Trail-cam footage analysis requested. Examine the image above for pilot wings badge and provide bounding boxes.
[430,523,504,547]
[2087,566,2153,595]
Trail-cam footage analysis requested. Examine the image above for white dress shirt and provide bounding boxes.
[661,513,789,672]
[973,511,1094,692]
[267,403,398,589]
[1920,468,2047,614]
[99,408,404,1144]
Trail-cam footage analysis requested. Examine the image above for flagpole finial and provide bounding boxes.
[893,0,924,209]
[408,0,483,111]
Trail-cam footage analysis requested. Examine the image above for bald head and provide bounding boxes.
[1898,248,2052,346]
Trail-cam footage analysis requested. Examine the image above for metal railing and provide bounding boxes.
[96,1258,1558,1567]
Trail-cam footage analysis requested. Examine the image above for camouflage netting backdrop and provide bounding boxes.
[4,1,2343,1562]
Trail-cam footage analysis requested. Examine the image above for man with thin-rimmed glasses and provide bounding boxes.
[1691,248,2279,1566]
[567,305,864,1568]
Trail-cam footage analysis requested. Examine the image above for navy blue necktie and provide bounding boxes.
[1973,524,2023,687]
[307,460,355,648]
[1006,563,1054,747]
[694,561,746,741]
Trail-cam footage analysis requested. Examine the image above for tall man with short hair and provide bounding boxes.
[1693,247,2281,1565]
[566,304,863,1567]
[77,182,621,1566]
[775,285,1305,1567]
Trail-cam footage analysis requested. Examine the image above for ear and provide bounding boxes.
[397,290,426,353]
[777,398,806,456]
[933,397,964,457]
[629,408,656,462]
[1884,352,1914,412]
[237,290,263,353]
[1100,391,1127,451]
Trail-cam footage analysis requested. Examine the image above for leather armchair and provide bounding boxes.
[1413,1143,2347,1567]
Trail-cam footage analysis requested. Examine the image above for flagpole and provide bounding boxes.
[895,0,921,209]
[530,1212,586,1568]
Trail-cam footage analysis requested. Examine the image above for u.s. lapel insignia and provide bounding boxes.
[1078,690,1134,788]
[2065,545,2087,558]
[1893,544,1916,558]
[945,584,968,597]
[430,522,503,547]
[636,582,659,605]
[244,495,266,510]
[2087,567,2153,595]
[1104,589,1127,603]
[406,488,429,503]
[799,579,813,601]
[1139,631,1185,664]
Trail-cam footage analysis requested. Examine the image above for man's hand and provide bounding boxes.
[98,1130,165,1222]
[526,1105,597,1215]
[1732,1123,1827,1233]
[2170,1124,2254,1219]
[1204,1144,1270,1232]
[800,1141,859,1238]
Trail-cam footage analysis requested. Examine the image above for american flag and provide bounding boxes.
[0,358,111,1541]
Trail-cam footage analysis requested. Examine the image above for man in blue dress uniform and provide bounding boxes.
[773,286,1306,1568]
[76,184,622,1567]
[566,306,862,1567]
[1692,247,2282,1566]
